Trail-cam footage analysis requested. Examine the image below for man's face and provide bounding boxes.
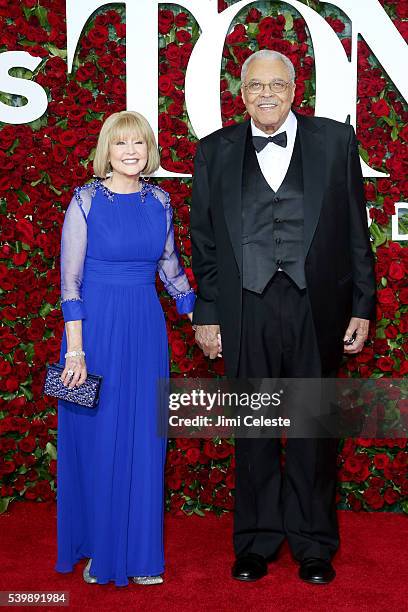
[241,58,295,134]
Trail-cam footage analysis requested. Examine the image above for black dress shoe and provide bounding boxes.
[232,553,268,582]
[298,558,335,584]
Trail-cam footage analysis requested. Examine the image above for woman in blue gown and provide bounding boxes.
[54,111,195,587]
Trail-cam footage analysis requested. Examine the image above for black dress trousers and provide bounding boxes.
[234,272,339,562]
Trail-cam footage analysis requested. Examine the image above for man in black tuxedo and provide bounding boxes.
[190,50,375,584]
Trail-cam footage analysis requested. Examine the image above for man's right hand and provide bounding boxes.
[194,324,221,359]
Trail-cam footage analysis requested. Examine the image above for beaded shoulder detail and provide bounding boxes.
[74,181,95,201]
[86,178,170,206]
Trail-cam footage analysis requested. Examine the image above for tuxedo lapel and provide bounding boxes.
[221,120,250,274]
[295,112,326,258]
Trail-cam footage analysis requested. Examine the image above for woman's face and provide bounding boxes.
[108,132,148,178]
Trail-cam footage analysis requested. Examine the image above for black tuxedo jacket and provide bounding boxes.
[190,112,376,376]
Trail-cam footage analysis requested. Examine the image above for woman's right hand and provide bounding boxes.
[61,355,87,389]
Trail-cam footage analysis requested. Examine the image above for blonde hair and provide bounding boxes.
[93,111,160,177]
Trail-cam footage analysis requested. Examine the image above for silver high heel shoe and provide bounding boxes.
[131,575,163,585]
[83,558,98,584]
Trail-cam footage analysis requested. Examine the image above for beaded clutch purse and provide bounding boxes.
[43,363,103,408]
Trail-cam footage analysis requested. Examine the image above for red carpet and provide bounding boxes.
[0,502,407,612]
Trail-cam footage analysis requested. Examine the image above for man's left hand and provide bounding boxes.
[343,317,370,354]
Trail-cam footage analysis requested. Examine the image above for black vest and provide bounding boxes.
[242,128,306,293]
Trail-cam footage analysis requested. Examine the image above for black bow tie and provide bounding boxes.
[252,131,287,152]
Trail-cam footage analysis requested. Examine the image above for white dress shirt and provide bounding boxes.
[251,110,298,192]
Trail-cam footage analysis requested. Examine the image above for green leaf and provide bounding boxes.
[358,146,369,164]
[247,23,259,37]
[381,116,394,127]
[369,223,387,248]
[7,138,20,155]
[283,11,293,32]
[193,506,205,517]
[46,442,57,460]
[22,6,32,20]
[49,185,62,196]
[45,44,67,59]
[16,189,30,203]
[25,342,35,362]
[391,126,399,141]
[0,497,12,514]
[380,277,387,287]
[39,302,53,318]
[27,114,47,132]
[21,386,33,401]
[35,5,49,28]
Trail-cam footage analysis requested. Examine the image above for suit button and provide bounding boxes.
[273,196,280,203]
[276,259,283,266]
[274,218,282,223]
[275,237,281,244]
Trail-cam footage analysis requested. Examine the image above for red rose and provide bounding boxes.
[383,487,399,505]
[371,99,390,117]
[348,493,362,512]
[362,487,384,510]
[88,25,109,48]
[373,453,390,470]
[165,42,182,68]
[245,8,262,23]
[12,251,28,266]
[376,179,392,194]
[221,91,236,118]
[0,358,12,376]
[383,198,395,215]
[166,474,182,490]
[15,219,34,245]
[158,74,175,96]
[343,454,370,482]
[175,12,188,27]
[377,357,395,372]
[209,468,224,484]
[114,22,125,38]
[171,339,187,359]
[377,287,395,304]
[326,17,345,33]
[384,325,398,339]
[200,489,214,505]
[19,436,36,453]
[185,447,200,463]
[393,451,408,469]
[58,130,78,147]
[226,24,248,45]
[159,9,174,34]
[369,208,388,225]
[175,30,191,43]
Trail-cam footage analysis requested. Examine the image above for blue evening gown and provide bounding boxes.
[54,179,195,586]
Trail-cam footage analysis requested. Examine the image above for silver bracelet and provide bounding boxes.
[65,350,85,358]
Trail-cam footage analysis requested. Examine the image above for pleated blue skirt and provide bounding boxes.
[55,259,168,586]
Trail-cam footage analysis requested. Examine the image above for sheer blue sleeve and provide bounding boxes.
[154,186,196,315]
[60,188,88,322]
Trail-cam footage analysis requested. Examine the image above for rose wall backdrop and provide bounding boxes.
[0,0,407,516]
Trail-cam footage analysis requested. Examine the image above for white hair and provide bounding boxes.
[241,50,296,83]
